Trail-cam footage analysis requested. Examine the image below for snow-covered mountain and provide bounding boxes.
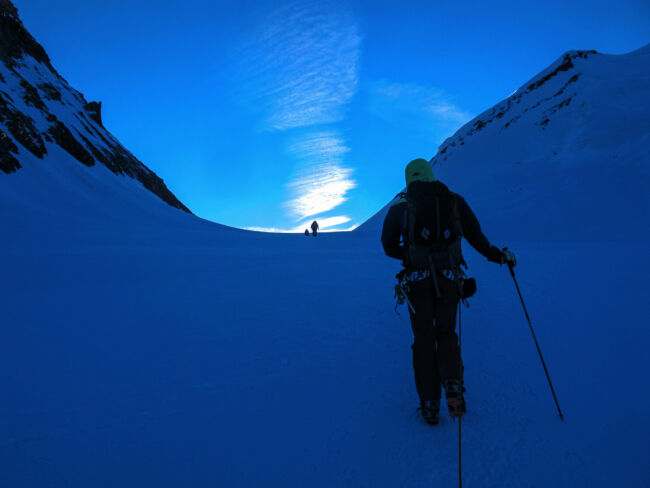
[0,0,190,219]
[358,45,650,243]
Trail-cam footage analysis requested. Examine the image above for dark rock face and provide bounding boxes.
[84,101,103,126]
[38,82,62,101]
[528,55,574,91]
[0,127,20,173]
[0,91,46,158]
[0,0,192,214]
[0,0,55,72]
[46,115,95,167]
[20,78,46,110]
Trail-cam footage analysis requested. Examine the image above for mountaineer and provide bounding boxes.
[381,158,516,425]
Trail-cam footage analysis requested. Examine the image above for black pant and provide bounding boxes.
[407,273,461,402]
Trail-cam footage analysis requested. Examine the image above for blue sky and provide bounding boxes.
[13,0,650,231]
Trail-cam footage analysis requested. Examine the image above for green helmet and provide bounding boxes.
[405,158,435,186]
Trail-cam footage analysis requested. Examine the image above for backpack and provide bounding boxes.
[400,181,465,272]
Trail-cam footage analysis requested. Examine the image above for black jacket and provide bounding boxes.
[381,181,502,265]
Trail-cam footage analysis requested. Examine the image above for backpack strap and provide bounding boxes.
[391,191,407,207]
[435,197,441,241]
[402,205,409,262]
[407,201,416,248]
[399,193,415,269]
[451,196,463,237]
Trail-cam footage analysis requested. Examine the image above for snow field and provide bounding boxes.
[2,214,648,486]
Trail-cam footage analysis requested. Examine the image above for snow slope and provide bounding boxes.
[2,209,649,487]
[1,1,649,485]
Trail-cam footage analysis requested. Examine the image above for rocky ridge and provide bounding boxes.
[433,50,597,164]
[0,0,190,213]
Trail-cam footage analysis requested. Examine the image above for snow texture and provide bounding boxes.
[1,13,649,488]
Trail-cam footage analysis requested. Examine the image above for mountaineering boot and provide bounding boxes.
[443,379,466,418]
[417,400,440,425]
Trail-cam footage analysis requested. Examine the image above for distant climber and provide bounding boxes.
[381,158,516,425]
[310,220,319,237]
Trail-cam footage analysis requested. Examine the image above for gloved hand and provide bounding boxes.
[500,248,517,267]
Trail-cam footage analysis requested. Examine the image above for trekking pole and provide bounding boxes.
[507,263,564,420]
[457,301,463,488]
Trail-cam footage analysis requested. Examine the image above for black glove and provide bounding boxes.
[500,248,517,267]
[487,246,517,266]
[487,246,504,263]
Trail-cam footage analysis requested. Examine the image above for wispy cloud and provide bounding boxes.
[237,1,361,131]
[285,131,356,219]
[368,80,473,138]
[233,1,360,228]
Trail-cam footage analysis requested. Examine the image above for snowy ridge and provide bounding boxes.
[432,47,649,167]
[358,45,650,243]
[435,50,597,161]
[0,0,189,214]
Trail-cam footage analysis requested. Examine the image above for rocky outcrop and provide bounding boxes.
[20,78,46,110]
[0,127,20,173]
[0,0,55,72]
[46,115,95,167]
[84,101,103,126]
[37,82,62,101]
[0,90,47,159]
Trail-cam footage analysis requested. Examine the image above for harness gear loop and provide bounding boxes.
[394,271,416,315]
